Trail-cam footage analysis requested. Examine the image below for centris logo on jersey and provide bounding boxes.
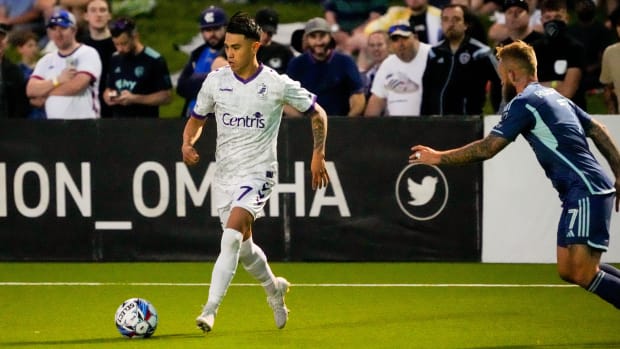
[222,112,266,129]
[395,164,449,221]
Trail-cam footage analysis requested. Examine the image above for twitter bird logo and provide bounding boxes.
[407,176,438,206]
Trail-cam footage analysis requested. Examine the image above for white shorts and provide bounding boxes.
[212,171,277,227]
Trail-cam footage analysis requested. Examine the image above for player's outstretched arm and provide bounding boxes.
[587,119,620,211]
[182,117,206,167]
[409,134,509,165]
[307,103,329,190]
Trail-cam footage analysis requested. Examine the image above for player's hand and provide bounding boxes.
[311,151,329,190]
[409,145,441,165]
[182,144,200,166]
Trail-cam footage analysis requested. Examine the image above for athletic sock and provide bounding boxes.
[599,263,620,279]
[206,228,243,309]
[239,236,277,296]
[587,270,620,309]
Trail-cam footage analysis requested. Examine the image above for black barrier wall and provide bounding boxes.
[0,118,482,261]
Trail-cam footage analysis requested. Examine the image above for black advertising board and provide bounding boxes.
[0,117,482,261]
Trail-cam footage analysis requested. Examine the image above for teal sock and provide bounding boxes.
[587,270,620,309]
[599,263,620,278]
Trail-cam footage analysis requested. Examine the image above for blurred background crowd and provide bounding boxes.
[0,0,619,119]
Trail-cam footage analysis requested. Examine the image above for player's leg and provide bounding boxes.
[239,236,277,295]
[557,245,620,309]
[556,194,620,309]
[196,207,251,332]
[233,173,290,328]
[599,263,620,278]
[234,173,278,294]
[238,235,290,328]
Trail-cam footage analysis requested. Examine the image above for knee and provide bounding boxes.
[557,266,597,288]
[220,229,242,253]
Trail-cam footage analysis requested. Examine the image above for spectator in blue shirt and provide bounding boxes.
[176,6,227,117]
[286,17,365,117]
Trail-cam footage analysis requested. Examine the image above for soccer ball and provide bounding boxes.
[114,298,158,338]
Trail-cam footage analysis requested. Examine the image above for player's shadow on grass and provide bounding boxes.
[464,342,620,349]
[0,333,205,347]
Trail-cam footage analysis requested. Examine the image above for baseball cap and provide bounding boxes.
[256,7,279,34]
[47,8,76,28]
[304,17,330,35]
[503,0,529,12]
[200,6,227,29]
[388,23,414,37]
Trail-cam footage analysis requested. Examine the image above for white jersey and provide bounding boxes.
[31,44,102,119]
[192,65,316,182]
[370,43,430,116]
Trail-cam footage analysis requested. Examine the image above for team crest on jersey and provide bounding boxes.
[257,83,267,99]
[135,66,144,78]
[459,52,471,64]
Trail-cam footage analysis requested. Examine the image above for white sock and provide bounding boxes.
[239,237,277,296]
[206,228,242,310]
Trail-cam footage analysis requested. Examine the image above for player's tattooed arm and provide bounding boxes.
[306,103,329,189]
[306,104,328,154]
[312,116,326,153]
[588,119,620,179]
[440,134,509,165]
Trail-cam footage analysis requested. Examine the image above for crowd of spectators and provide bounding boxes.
[1,0,619,119]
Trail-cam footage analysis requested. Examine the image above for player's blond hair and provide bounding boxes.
[496,41,537,77]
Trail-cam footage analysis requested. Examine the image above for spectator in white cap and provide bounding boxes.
[364,22,430,117]
[26,7,102,119]
[177,5,228,117]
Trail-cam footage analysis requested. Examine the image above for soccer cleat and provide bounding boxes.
[195,309,216,333]
[267,276,290,329]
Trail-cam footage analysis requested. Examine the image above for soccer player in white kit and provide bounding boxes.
[181,12,330,333]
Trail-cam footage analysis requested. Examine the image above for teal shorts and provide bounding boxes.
[557,193,614,251]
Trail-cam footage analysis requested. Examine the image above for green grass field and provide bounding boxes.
[1,263,619,348]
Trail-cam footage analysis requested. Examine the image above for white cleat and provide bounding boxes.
[267,276,290,329]
[195,310,215,333]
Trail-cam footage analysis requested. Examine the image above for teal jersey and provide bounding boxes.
[491,82,615,203]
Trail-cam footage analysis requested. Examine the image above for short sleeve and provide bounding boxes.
[282,74,316,113]
[490,99,533,142]
[192,73,215,119]
[77,47,102,81]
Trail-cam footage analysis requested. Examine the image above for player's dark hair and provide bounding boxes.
[226,11,261,42]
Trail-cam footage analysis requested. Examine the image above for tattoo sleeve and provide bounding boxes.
[311,113,327,152]
[588,120,620,178]
[441,135,509,165]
